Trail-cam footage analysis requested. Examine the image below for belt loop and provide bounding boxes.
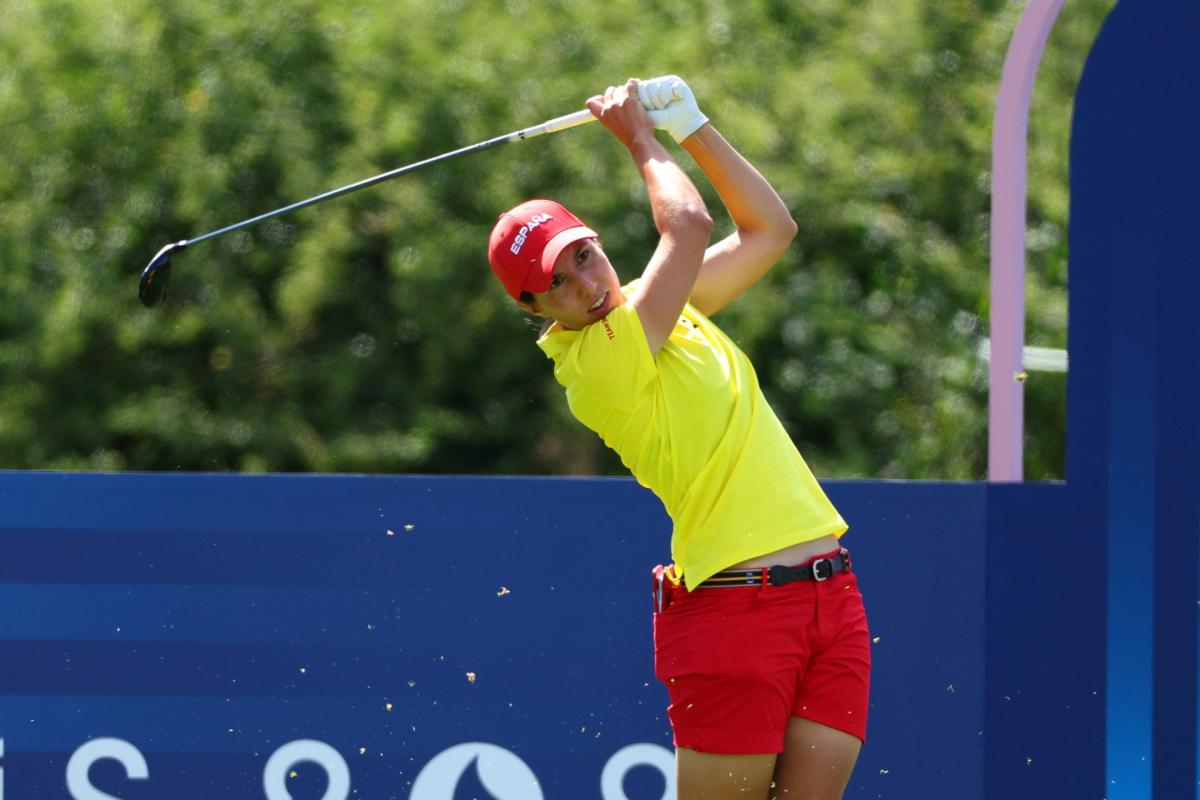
[653,565,664,613]
[758,566,769,596]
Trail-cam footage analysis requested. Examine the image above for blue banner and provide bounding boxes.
[0,473,988,799]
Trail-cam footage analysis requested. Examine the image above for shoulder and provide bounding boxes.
[542,301,646,358]
[538,297,658,401]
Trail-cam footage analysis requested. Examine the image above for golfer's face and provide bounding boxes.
[528,239,622,329]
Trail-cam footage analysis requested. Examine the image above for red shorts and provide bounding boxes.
[652,549,871,754]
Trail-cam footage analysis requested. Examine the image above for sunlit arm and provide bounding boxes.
[627,130,714,354]
[681,124,798,317]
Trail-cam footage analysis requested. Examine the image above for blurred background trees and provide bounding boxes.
[0,0,1111,479]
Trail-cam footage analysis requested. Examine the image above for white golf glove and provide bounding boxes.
[637,75,708,143]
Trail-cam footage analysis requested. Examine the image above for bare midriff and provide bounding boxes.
[724,534,843,570]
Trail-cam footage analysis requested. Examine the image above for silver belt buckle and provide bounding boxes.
[811,557,832,582]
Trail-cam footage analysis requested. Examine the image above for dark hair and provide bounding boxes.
[513,292,553,334]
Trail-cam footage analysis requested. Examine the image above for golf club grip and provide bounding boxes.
[519,109,596,139]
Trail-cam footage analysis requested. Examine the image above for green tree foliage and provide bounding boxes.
[0,0,1110,478]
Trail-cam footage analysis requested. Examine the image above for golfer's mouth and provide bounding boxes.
[588,292,609,314]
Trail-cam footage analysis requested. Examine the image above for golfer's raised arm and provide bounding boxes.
[587,79,713,355]
[680,124,799,317]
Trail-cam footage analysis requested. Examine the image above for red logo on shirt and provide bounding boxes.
[601,318,615,341]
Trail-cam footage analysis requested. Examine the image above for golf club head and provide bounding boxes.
[138,241,186,307]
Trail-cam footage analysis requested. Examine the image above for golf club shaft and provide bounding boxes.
[186,108,597,248]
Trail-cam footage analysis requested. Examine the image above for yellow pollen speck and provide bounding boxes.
[289,770,298,779]
[872,636,881,643]
[497,586,511,597]
[385,702,393,712]
[386,530,395,536]
[403,524,415,531]
[358,747,366,755]
[466,672,477,683]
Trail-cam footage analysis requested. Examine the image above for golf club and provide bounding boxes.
[137,107,599,307]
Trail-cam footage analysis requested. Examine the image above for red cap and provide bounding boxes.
[487,199,597,300]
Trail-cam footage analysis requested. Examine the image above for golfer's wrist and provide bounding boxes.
[677,119,712,145]
[625,130,666,161]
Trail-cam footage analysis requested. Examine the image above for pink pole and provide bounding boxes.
[989,0,1066,482]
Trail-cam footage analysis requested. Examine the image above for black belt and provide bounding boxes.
[698,550,851,588]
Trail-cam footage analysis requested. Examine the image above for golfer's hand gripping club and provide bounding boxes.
[637,75,708,143]
[523,76,700,141]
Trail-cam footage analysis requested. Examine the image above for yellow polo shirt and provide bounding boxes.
[537,286,847,589]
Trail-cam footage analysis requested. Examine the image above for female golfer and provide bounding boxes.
[487,77,869,800]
